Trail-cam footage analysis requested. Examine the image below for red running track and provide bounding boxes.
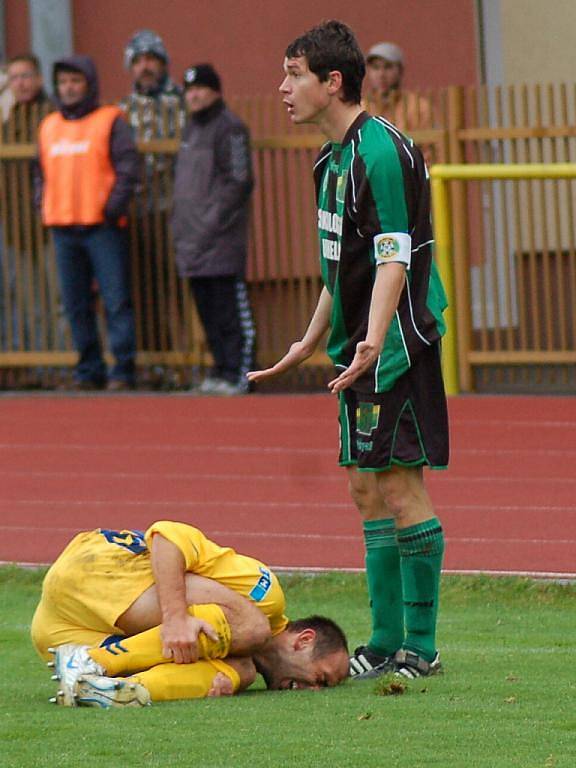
[0,393,574,577]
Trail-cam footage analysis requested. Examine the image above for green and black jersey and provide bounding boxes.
[314,111,447,392]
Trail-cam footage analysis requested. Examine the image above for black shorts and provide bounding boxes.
[338,342,449,471]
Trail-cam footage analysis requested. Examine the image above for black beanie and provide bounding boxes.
[183,63,221,92]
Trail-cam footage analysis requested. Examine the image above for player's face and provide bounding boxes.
[279,56,331,124]
[366,57,402,95]
[266,645,349,691]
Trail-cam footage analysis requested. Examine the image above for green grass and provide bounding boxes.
[1,567,575,767]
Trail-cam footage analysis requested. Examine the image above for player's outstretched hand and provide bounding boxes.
[328,341,379,393]
[247,341,313,383]
[161,615,219,664]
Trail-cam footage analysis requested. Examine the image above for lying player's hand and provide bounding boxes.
[161,615,219,664]
[247,341,313,383]
[328,341,379,393]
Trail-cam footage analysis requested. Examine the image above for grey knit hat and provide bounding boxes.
[124,29,169,69]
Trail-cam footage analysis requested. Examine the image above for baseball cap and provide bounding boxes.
[124,30,169,69]
[183,64,221,92]
[366,42,404,65]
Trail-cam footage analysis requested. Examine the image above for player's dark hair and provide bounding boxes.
[287,615,349,657]
[8,53,41,74]
[285,20,365,105]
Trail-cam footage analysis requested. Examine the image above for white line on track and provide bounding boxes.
[1,500,576,513]
[1,469,575,485]
[2,443,576,458]
[0,524,573,547]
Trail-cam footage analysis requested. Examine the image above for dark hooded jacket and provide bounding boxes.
[172,98,254,277]
[35,55,139,222]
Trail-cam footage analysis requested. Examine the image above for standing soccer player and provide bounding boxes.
[248,20,449,679]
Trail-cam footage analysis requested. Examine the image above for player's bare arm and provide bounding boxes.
[148,533,218,664]
[329,262,406,393]
[116,567,271,659]
[247,286,333,382]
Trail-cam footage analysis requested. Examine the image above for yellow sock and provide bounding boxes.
[89,604,231,676]
[133,659,240,701]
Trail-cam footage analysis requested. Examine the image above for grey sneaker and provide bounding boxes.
[210,379,243,396]
[198,376,222,394]
[393,649,442,679]
[349,645,394,679]
[48,644,105,707]
[74,674,151,708]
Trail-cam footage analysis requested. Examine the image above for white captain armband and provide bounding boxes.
[373,232,412,268]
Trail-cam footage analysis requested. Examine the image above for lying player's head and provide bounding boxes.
[282,20,365,112]
[261,615,349,690]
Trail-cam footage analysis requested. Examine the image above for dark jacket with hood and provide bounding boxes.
[35,55,139,223]
[172,98,254,278]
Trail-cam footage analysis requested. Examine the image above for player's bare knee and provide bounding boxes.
[347,469,380,517]
[376,468,431,525]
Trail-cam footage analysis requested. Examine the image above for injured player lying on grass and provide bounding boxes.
[31,521,349,707]
[46,615,349,708]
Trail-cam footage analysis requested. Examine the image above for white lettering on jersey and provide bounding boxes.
[49,139,91,157]
[322,238,341,262]
[317,209,343,236]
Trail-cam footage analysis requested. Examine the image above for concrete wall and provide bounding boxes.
[6,0,478,100]
[501,0,576,84]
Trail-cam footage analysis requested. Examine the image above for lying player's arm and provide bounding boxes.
[328,262,406,393]
[247,286,332,382]
[150,533,218,664]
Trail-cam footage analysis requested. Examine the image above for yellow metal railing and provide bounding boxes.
[430,163,576,395]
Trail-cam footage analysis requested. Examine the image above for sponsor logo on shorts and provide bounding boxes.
[356,402,381,437]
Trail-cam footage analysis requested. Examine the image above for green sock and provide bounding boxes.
[363,518,404,657]
[397,517,445,661]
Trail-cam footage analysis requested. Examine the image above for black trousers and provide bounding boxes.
[190,275,256,386]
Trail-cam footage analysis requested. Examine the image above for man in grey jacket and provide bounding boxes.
[173,64,255,395]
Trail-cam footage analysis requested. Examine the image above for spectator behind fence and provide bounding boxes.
[36,55,139,391]
[364,42,432,135]
[6,54,52,139]
[0,55,53,362]
[121,30,185,385]
[173,64,255,396]
[0,63,14,121]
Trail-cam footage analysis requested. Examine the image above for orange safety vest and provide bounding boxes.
[39,105,122,226]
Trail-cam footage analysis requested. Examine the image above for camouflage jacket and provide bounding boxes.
[119,79,185,212]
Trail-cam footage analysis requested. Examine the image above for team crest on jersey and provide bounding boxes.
[376,235,401,261]
[336,170,348,203]
[356,402,381,436]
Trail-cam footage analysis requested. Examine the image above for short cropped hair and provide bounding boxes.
[285,20,365,105]
[287,615,349,657]
[8,54,41,74]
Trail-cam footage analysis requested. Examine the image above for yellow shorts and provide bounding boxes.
[31,529,155,659]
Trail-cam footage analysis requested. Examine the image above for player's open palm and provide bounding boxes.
[328,341,379,393]
[161,614,219,664]
[247,340,312,383]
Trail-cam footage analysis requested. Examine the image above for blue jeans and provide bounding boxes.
[52,225,136,384]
